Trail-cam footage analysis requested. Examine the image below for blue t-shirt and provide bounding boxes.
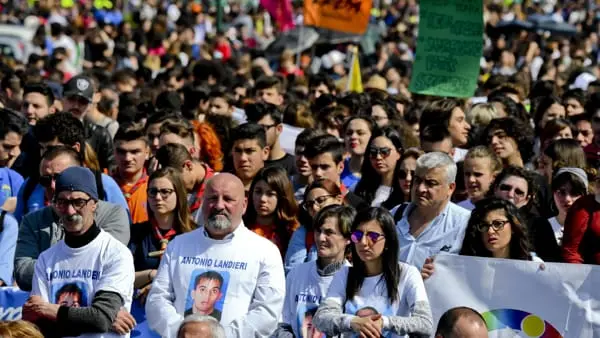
[0,213,18,285]
[0,168,23,211]
[341,158,361,191]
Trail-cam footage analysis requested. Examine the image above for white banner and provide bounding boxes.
[425,254,600,338]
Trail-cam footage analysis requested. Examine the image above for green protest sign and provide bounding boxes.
[409,0,483,98]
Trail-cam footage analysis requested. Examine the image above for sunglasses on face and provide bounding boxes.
[369,147,392,159]
[498,183,527,199]
[148,188,175,199]
[477,219,509,232]
[398,169,415,180]
[40,174,60,188]
[350,230,385,244]
[54,197,92,210]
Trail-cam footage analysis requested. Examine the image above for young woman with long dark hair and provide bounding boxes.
[548,168,588,245]
[314,207,433,338]
[422,198,543,280]
[460,198,540,260]
[354,127,403,207]
[244,167,300,256]
[128,168,196,301]
[341,116,376,191]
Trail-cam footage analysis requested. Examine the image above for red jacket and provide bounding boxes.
[562,195,600,264]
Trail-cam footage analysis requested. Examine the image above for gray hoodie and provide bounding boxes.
[14,200,129,291]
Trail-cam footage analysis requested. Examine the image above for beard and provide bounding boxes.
[205,211,232,231]
[61,214,84,228]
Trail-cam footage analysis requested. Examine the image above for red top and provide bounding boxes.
[250,220,299,257]
[562,195,600,264]
[189,165,215,213]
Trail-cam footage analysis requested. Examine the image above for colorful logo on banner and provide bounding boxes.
[482,309,563,338]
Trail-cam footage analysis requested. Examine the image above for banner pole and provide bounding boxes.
[296,24,304,68]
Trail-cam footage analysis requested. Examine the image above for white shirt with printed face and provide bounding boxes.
[145,223,286,338]
[31,230,135,338]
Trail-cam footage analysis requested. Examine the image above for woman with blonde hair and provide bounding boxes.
[0,320,43,338]
[458,146,504,210]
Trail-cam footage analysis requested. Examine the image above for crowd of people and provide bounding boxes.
[0,0,597,337]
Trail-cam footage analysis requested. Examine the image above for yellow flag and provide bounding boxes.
[347,48,363,93]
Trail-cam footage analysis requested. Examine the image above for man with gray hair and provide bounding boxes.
[146,173,285,338]
[178,314,226,338]
[392,152,470,271]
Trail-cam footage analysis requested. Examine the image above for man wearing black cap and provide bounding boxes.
[23,166,136,337]
[62,75,116,172]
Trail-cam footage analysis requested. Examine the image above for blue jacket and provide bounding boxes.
[14,173,129,222]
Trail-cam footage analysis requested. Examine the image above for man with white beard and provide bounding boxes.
[146,173,285,338]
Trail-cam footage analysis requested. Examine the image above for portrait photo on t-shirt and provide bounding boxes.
[184,270,230,321]
[345,301,394,338]
[51,281,89,308]
[296,305,325,338]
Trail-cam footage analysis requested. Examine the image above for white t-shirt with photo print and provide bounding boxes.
[324,262,430,338]
[145,223,285,338]
[31,230,135,338]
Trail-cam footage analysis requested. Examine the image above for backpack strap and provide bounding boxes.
[0,210,6,232]
[94,170,106,201]
[21,177,39,215]
[394,203,409,224]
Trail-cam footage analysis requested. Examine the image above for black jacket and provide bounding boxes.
[84,119,115,172]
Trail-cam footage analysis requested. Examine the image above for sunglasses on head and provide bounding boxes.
[39,174,60,188]
[398,169,415,180]
[350,230,385,243]
[369,147,392,159]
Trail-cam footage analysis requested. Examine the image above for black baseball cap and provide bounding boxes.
[63,75,94,103]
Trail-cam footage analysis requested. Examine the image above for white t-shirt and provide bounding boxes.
[31,230,135,338]
[547,216,563,246]
[283,260,349,338]
[146,223,285,338]
[453,148,468,163]
[281,124,304,155]
[371,186,392,207]
[325,262,429,338]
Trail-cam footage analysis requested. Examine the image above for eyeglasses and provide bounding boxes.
[54,198,93,210]
[39,174,60,188]
[351,230,385,244]
[477,219,510,232]
[369,147,392,159]
[498,183,527,199]
[303,195,334,210]
[398,169,415,180]
[148,188,175,199]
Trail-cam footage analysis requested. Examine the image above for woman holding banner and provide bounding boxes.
[313,207,433,338]
[422,198,543,280]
